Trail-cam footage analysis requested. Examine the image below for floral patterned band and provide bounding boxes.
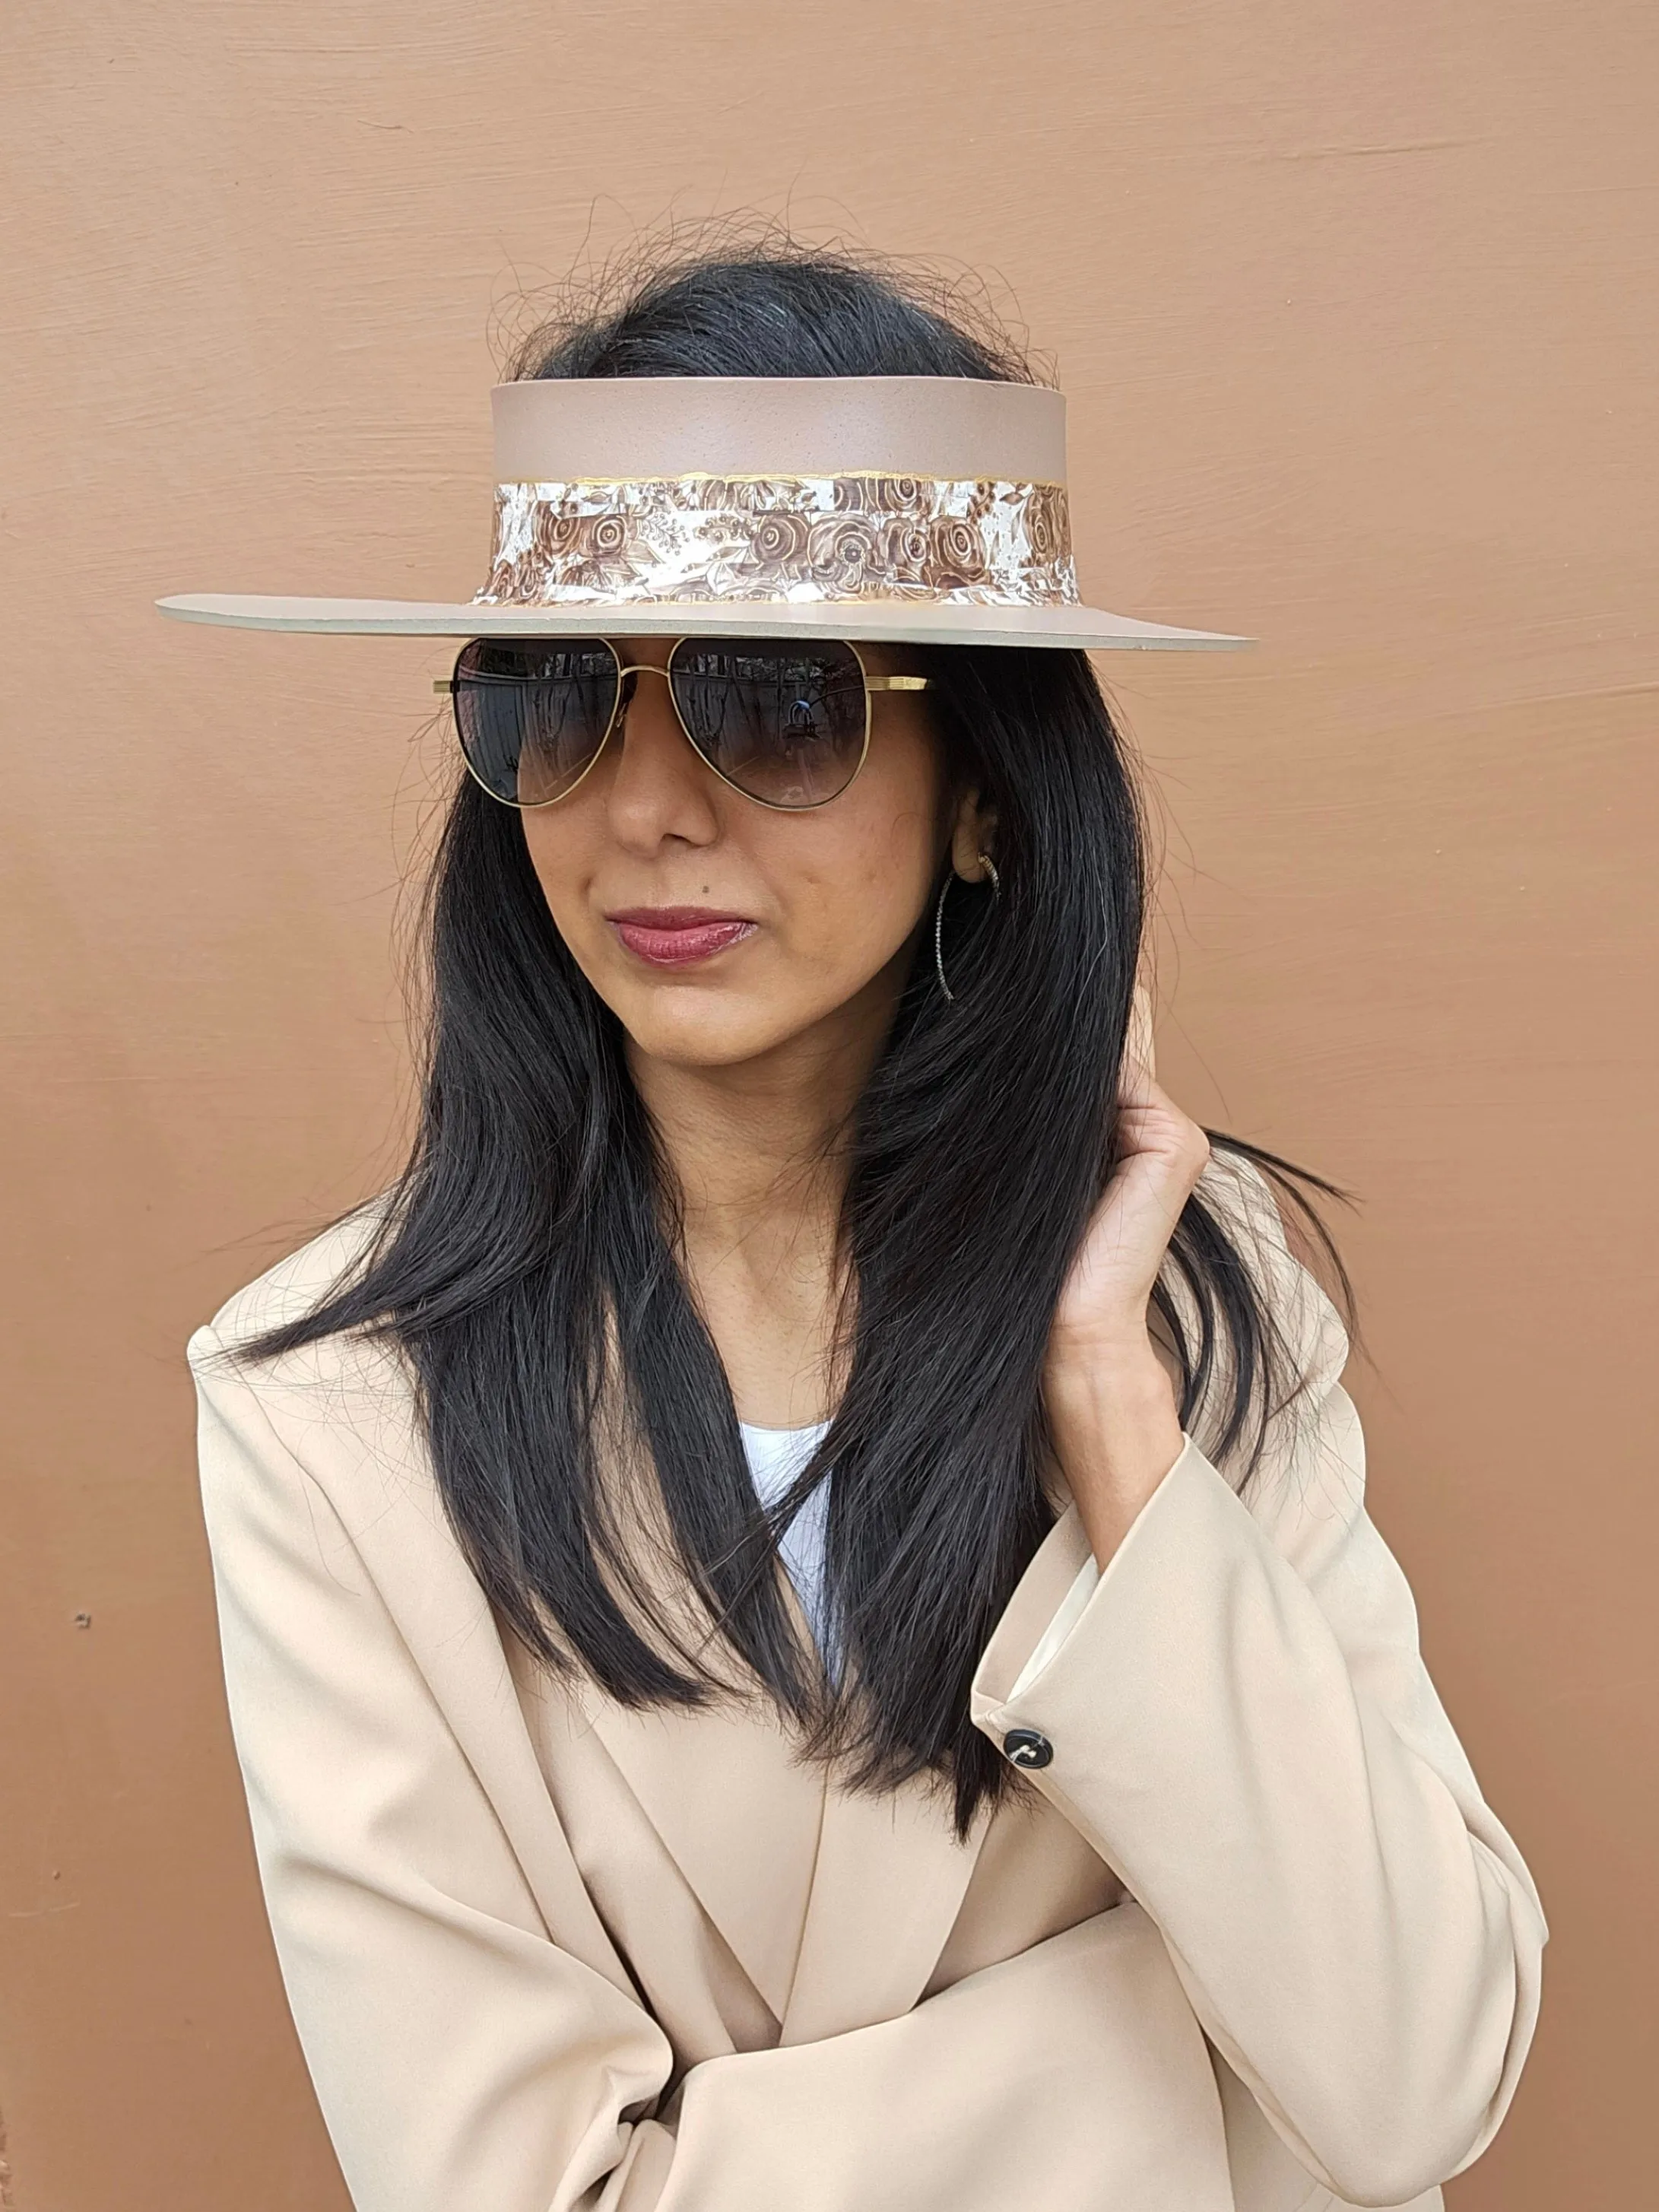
[472,473,1079,611]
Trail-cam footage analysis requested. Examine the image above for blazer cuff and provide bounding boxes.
[971,1438,1204,1717]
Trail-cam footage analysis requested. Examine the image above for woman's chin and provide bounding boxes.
[616,995,814,1073]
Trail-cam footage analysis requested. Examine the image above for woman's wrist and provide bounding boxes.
[1046,1338,1185,1566]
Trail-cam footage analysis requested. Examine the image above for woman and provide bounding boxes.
[167,244,1543,2212]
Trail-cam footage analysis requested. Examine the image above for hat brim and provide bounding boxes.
[155,593,1248,651]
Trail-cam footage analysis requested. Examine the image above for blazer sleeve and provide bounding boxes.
[970,1170,1547,2210]
[192,1325,684,2212]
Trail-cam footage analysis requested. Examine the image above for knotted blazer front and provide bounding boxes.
[190,1157,1544,2212]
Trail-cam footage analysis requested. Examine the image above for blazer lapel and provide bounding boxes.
[778,1766,993,2045]
[573,1665,826,2024]
[573,1567,994,2045]
[573,1391,998,2042]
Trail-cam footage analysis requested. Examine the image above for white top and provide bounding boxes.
[738,1418,1096,1697]
[738,1420,836,1665]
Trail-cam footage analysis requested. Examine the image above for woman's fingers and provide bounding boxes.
[1051,1077,1210,1353]
[1116,1081,1210,1180]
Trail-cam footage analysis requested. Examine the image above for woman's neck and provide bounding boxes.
[625,973,897,1426]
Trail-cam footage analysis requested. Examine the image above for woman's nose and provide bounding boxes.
[603,667,721,843]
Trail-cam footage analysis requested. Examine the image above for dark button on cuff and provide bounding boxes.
[1002,1727,1054,1769]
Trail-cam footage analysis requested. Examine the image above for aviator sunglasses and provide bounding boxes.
[436,635,932,812]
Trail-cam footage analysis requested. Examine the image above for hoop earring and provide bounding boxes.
[934,853,1001,1004]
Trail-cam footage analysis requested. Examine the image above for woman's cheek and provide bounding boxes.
[791,849,920,990]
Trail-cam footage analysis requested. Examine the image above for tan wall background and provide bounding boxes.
[3,3,1654,2205]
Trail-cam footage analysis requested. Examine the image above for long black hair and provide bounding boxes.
[247,236,1347,1836]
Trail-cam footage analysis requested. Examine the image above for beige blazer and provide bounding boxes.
[190,1162,1543,2212]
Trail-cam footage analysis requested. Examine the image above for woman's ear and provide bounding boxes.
[948,789,999,882]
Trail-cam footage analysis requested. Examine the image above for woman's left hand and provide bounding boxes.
[1042,998,1212,1562]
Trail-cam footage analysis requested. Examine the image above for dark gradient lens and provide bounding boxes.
[668,639,868,808]
[450,638,619,806]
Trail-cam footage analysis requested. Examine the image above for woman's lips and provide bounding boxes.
[607,907,758,968]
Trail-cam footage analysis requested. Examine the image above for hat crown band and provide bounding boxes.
[474,471,1078,614]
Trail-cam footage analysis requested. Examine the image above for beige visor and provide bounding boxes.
[157,376,1249,650]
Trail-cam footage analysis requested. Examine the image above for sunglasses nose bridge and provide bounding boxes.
[611,659,705,763]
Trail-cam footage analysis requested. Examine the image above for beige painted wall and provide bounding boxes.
[3,3,1654,2205]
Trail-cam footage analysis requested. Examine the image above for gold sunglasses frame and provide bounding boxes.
[434,636,931,813]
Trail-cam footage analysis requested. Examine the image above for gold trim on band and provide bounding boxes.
[496,468,1066,490]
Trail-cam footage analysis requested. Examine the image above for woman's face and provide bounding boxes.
[520,636,988,1071]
